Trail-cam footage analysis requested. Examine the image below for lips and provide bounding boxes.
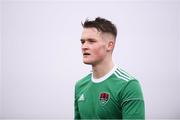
[83,53,90,55]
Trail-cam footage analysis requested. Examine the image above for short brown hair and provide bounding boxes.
[82,17,117,39]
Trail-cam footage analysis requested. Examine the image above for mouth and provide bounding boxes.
[83,53,91,56]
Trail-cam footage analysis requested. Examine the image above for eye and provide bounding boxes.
[89,40,95,43]
[89,39,96,43]
[80,40,85,44]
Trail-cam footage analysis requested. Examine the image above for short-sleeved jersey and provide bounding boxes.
[74,65,145,119]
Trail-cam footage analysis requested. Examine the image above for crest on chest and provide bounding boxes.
[99,92,110,106]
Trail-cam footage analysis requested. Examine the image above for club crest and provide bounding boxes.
[99,92,110,105]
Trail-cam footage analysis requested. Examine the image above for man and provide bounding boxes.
[74,17,145,119]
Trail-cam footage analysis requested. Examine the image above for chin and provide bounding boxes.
[83,61,92,65]
[83,60,93,65]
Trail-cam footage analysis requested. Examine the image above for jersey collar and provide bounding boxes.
[91,65,118,83]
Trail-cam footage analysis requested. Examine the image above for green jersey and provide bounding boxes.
[74,66,145,119]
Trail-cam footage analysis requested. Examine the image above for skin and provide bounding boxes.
[80,27,116,79]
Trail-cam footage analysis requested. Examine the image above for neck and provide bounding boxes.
[92,58,114,79]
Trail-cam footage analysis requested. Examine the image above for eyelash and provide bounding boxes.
[89,41,95,43]
[81,40,95,44]
[81,41,85,44]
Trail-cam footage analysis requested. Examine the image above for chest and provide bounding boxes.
[77,83,122,119]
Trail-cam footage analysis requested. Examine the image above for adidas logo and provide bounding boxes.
[78,94,85,101]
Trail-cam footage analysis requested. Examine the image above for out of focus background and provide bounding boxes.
[0,0,179,119]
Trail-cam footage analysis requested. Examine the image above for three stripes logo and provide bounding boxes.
[99,92,110,106]
[78,94,85,101]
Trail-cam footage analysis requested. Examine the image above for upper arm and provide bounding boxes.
[74,84,80,119]
[121,80,145,119]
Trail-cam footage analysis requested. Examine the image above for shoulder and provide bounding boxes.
[120,79,144,101]
[113,67,143,99]
[124,79,143,93]
[75,73,92,96]
[110,67,136,87]
[75,73,91,88]
[113,67,135,82]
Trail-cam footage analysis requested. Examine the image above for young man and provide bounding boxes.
[74,17,145,119]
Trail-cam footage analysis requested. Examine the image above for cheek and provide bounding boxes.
[93,45,106,57]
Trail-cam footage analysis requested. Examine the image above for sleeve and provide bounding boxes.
[121,80,145,119]
[74,83,80,119]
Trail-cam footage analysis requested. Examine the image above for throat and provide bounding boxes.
[92,63,115,79]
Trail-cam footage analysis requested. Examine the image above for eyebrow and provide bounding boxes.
[80,38,97,41]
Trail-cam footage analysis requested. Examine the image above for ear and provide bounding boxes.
[107,40,114,52]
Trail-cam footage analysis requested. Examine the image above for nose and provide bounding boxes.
[82,42,89,50]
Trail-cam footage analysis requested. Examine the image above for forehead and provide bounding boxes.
[81,28,102,39]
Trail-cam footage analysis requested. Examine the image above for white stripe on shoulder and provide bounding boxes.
[114,71,129,81]
[116,68,134,80]
[115,70,131,80]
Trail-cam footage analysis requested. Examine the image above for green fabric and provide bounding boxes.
[74,67,145,119]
